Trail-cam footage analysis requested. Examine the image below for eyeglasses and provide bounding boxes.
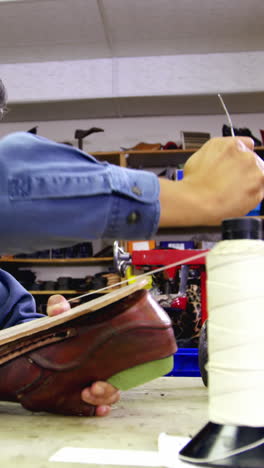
[0,106,9,120]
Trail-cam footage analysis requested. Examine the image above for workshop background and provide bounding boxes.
[0,0,264,361]
[0,4,264,467]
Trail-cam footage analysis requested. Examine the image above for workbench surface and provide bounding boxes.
[0,377,208,467]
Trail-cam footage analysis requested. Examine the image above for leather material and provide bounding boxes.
[0,290,177,416]
[122,142,162,151]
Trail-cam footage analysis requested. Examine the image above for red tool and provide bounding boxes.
[131,249,208,323]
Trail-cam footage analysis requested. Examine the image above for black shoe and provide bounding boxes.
[222,124,262,146]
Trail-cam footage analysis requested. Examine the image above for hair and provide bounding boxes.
[0,79,8,119]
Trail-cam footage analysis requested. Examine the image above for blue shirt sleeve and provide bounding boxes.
[0,269,43,329]
[0,132,160,255]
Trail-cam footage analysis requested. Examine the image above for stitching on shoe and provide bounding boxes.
[28,322,174,371]
[0,328,76,365]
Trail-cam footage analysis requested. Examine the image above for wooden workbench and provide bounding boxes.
[0,377,208,467]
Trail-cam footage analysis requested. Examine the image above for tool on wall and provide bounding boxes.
[74,127,104,150]
[27,126,38,134]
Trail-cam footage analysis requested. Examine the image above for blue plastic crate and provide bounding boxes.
[159,241,195,250]
[175,169,184,180]
[165,348,201,377]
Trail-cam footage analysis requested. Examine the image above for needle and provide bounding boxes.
[218,93,235,137]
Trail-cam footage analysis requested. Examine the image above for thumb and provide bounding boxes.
[236,137,255,152]
[47,294,71,316]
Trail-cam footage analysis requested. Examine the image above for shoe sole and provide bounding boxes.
[107,355,173,390]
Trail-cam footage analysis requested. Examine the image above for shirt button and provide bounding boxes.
[127,211,140,224]
[131,185,142,196]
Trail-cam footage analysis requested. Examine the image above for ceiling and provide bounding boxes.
[0,0,264,120]
[0,0,263,63]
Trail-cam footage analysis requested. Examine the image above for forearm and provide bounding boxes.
[158,178,210,227]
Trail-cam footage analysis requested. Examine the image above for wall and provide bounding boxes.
[0,112,263,152]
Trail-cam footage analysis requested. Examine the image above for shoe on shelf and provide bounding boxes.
[162,141,179,150]
[120,142,162,151]
[0,282,177,416]
[222,124,262,147]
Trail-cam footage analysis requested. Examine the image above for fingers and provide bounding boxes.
[95,405,112,417]
[82,381,120,416]
[202,136,255,154]
[236,136,255,152]
[236,137,264,174]
[255,155,264,173]
[81,381,121,408]
[161,135,264,228]
[46,294,71,316]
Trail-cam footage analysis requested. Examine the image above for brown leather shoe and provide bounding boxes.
[0,283,177,416]
[121,142,162,151]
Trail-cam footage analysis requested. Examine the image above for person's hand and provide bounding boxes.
[46,294,121,416]
[159,137,264,227]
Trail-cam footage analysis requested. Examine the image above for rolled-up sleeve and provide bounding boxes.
[0,132,160,255]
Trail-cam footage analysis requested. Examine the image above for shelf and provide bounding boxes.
[94,146,264,169]
[28,289,116,295]
[29,290,81,295]
[125,149,194,168]
[126,146,264,168]
[91,152,127,167]
[0,257,113,264]
[255,146,264,157]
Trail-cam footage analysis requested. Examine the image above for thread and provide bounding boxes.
[218,93,235,137]
[68,250,206,303]
[207,238,264,427]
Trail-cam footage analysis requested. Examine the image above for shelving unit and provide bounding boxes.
[92,146,264,169]
[27,290,115,295]
[91,151,126,167]
[125,148,202,168]
[28,290,82,295]
[0,257,113,265]
[0,256,116,311]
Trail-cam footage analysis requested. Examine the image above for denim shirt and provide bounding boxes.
[0,132,160,255]
[0,132,160,328]
[0,269,43,328]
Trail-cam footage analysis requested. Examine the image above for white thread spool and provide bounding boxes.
[179,217,264,466]
[207,238,264,427]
